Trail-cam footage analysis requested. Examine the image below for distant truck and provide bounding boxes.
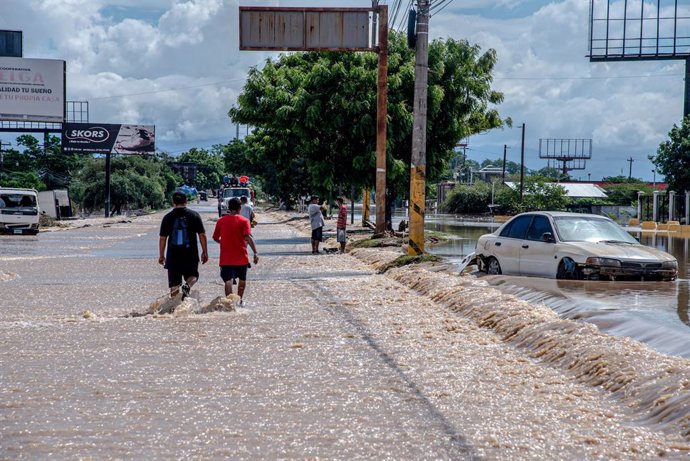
[0,187,40,235]
[218,186,253,216]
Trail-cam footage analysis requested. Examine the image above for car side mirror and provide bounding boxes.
[541,232,555,243]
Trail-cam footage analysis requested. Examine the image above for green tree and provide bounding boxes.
[480,158,521,175]
[16,134,85,190]
[230,30,507,207]
[496,178,569,214]
[602,182,652,206]
[535,166,569,181]
[72,155,180,214]
[177,147,225,191]
[652,117,690,192]
[442,181,491,214]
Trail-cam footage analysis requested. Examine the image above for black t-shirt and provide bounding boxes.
[159,207,205,269]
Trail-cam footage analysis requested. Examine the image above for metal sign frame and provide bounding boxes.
[239,6,375,52]
[589,0,690,61]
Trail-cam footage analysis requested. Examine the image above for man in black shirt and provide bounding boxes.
[159,191,209,299]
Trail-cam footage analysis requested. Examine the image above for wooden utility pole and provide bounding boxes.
[627,156,635,179]
[375,5,388,234]
[502,144,508,184]
[408,0,430,256]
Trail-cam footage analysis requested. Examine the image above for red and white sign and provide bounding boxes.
[0,57,66,123]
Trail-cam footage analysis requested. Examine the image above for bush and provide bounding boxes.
[443,181,492,214]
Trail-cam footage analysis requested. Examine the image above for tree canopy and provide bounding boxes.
[652,116,690,192]
[230,30,507,205]
[177,147,225,191]
[71,155,180,214]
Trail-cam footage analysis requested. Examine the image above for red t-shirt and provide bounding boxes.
[212,215,251,266]
[337,204,347,229]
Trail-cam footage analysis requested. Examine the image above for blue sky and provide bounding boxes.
[0,0,686,182]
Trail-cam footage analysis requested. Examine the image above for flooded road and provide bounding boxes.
[2,207,690,458]
[420,213,690,359]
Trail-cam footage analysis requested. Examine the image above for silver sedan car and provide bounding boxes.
[475,211,678,281]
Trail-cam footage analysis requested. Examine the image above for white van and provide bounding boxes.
[0,188,40,235]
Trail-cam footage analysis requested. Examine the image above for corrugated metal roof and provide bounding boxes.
[505,182,608,198]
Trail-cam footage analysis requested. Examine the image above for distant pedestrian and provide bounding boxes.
[212,197,259,305]
[336,197,347,253]
[308,195,325,254]
[239,196,255,228]
[159,191,209,299]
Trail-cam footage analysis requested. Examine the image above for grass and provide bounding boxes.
[377,254,443,273]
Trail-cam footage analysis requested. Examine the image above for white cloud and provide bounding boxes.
[0,0,684,179]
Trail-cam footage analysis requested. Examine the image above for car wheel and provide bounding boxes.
[557,257,581,280]
[486,257,502,275]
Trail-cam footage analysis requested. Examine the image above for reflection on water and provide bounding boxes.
[417,214,690,358]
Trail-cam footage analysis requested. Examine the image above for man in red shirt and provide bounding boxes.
[212,198,259,305]
[336,197,348,253]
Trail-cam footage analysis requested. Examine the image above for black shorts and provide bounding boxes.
[221,265,248,282]
[167,267,199,288]
[311,227,323,242]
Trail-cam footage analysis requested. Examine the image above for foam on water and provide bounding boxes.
[351,247,690,439]
[135,291,241,317]
[0,270,18,281]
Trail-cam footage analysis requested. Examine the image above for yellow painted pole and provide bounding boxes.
[408,0,429,256]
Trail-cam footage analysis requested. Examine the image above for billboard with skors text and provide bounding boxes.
[62,123,155,154]
[0,57,65,122]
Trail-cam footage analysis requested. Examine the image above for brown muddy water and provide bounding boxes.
[421,214,690,359]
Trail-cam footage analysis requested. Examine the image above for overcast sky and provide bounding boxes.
[1,0,686,181]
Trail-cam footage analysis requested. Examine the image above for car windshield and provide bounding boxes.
[0,193,37,209]
[223,188,250,199]
[553,216,637,243]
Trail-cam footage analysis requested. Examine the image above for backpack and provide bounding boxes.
[170,214,191,249]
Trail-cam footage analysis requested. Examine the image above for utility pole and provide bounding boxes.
[408,0,430,256]
[627,156,634,179]
[519,123,526,202]
[502,144,508,184]
[375,4,388,234]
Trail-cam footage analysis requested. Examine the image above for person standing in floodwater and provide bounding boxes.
[212,197,259,306]
[336,197,347,253]
[308,195,325,254]
[159,191,209,299]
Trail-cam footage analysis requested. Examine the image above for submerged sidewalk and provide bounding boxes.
[0,208,688,459]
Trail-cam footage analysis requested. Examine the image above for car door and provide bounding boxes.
[519,215,558,277]
[490,215,532,275]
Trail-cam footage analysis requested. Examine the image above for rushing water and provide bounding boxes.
[416,213,690,358]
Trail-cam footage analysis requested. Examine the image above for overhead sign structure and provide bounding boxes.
[588,0,690,116]
[239,5,388,233]
[0,57,65,123]
[61,123,155,154]
[239,7,373,51]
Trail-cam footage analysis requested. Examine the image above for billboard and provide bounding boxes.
[0,30,22,57]
[239,7,373,51]
[0,57,65,122]
[61,123,155,154]
[589,0,690,61]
